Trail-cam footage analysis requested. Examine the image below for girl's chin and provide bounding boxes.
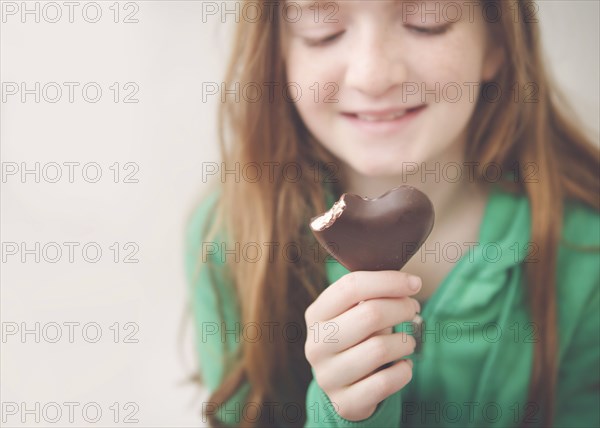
[344,148,422,173]
[347,161,408,179]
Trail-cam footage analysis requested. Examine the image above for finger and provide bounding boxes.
[319,332,416,389]
[309,271,422,322]
[342,359,413,411]
[358,302,393,339]
[321,297,418,354]
[365,325,393,339]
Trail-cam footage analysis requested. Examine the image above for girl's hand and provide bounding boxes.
[304,271,421,421]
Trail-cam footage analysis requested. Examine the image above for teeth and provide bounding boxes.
[356,111,407,121]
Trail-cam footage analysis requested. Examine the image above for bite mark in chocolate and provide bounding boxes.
[310,185,435,272]
[310,195,347,231]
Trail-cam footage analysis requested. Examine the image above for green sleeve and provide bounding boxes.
[553,202,600,428]
[184,189,249,427]
[554,275,600,428]
[304,367,402,427]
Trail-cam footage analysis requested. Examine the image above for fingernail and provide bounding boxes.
[408,275,421,291]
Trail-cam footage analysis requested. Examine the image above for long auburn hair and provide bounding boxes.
[186,1,600,427]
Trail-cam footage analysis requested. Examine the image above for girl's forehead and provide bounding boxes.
[285,0,456,6]
[281,0,483,27]
[284,0,478,16]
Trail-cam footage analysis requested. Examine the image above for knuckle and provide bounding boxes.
[340,272,359,300]
[312,369,326,389]
[358,301,382,328]
[333,396,373,422]
[341,406,375,422]
[326,390,354,419]
[313,365,335,392]
[368,336,389,363]
[332,400,352,420]
[304,342,314,363]
[304,341,320,364]
[316,370,336,393]
[400,271,414,285]
[371,373,393,397]
[360,407,377,420]
[304,303,315,324]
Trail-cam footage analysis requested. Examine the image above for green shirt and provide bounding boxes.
[185,183,599,428]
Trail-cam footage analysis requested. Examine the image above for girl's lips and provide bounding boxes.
[341,105,427,135]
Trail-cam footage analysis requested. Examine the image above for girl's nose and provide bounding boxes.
[344,30,407,98]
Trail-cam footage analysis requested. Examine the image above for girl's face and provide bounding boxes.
[284,0,504,177]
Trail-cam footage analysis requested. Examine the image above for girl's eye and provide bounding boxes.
[406,24,451,36]
[303,31,345,47]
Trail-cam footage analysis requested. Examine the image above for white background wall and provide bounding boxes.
[1,1,598,427]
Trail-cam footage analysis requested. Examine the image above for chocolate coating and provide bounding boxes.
[310,185,435,271]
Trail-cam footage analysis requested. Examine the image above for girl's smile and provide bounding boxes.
[340,104,428,136]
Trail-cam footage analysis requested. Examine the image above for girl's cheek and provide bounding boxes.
[287,51,342,96]
[406,22,486,82]
[412,52,484,91]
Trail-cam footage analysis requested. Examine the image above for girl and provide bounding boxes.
[185,1,600,427]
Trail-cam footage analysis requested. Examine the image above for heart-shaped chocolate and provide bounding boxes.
[310,185,435,271]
